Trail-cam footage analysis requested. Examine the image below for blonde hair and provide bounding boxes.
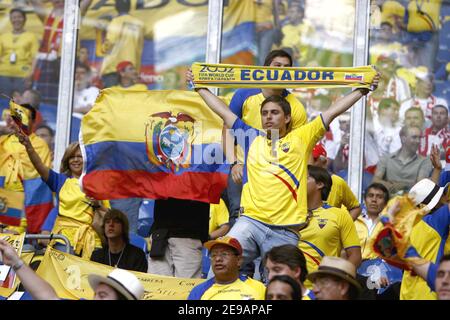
[60,142,81,176]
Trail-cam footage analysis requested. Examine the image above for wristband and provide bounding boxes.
[12,259,24,271]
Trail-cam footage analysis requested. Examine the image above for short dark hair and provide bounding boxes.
[260,95,292,117]
[10,8,26,20]
[264,244,308,283]
[433,104,448,115]
[102,209,130,244]
[364,182,389,204]
[266,275,302,300]
[263,49,293,67]
[307,165,332,200]
[440,254,450,264]
[115,0,131,13]
[76,61,91,74]
[405,106,424,119]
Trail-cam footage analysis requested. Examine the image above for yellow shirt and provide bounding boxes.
[299,204,361,278]
[209,199,229,234]
[406,0,441,32]
[188,275,266,300]
[0,31,39,77]
[255,0,273,24]
[326,174,360,211]
[399,204,450,300]
[101,14,145,75]
[355,217,383,260]
[233,116,326,226]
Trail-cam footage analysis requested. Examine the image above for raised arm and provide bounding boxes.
[321,74,380,128]
[29,0,47,23]
[0,239,59,300]
[80,0,93,17]
[14,125,50,181]
[430,144,442,183]
[186,70,237,128]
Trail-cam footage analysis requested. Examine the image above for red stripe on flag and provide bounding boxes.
[0,215,21,226]
[25,202,53,233]
[82,170,228,204]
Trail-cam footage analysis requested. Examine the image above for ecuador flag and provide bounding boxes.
[80,89,229,204]
[0,188,24,226]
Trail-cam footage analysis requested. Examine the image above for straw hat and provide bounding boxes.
[307,256,361,291]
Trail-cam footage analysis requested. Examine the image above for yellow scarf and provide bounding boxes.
[191,62,377,89]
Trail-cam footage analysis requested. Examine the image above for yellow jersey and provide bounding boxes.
[400,204,450,300]
[101,14,145,75]
[0,31,39,77]
[232,116,326,226]
[299,204,361,277]
[209,199,229,234]
[327,174,360,211]
[188,275,266,300]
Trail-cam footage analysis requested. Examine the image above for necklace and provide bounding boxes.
[108,247,125,268]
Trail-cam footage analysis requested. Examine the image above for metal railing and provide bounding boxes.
[24,234,71,253]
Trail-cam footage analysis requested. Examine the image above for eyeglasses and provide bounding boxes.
[210,252,238,260]
[69,155,83,160]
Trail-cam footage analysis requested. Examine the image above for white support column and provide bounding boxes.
[205,0,224,95]
[53,0,80,171]
[348,0,371,201]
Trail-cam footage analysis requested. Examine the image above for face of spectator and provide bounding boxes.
[94,283,120,300]
[266,280,295,300]
[68,147,83,177]
[376,58,396,78]
[339,117,350,133]
[265,258,300,283]
[75,66,91,89]
[306,174,323,198]
[364,188,387,216]
[79,48,89,64]
[35,127,54,149]
[431,106,448,129]
[269,56,291,68]
[210,244,241,283]
[436,260,450,300]
[379,23,393,41]
[415,78,433,97]
[120,65,139,83]
[405,110,424,128]
[378,103,399,126]
[401,127,421,153]
[20,90,38,108]
[104,217,124,240]
[261,102,290,135]
[10,11,25,31]
[312,275,349,300]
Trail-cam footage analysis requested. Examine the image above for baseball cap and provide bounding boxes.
[204,236,242,255]
[312,143,327,160]
[116,61,133,73]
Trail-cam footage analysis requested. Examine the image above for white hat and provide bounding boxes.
[408,178,448,211]
[88,268,145,300]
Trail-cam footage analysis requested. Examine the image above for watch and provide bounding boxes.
[12,259,24,271]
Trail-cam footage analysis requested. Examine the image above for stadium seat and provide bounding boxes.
[129,233,148,254]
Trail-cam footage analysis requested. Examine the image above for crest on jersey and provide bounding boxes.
[318,218,328,229]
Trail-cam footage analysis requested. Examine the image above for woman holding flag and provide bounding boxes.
[13,124,108,258]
